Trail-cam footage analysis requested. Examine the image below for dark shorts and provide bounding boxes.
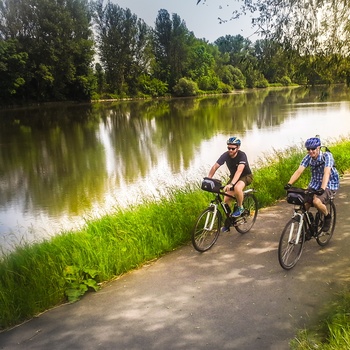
[306,188,335,205]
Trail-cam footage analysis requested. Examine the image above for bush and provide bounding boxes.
[138,75,168,97]
[173,78,198,97]
[255,77,269,88]
[218,82,232,93]
[278,76,292,86]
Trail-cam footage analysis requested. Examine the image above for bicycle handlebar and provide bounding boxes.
[286,187,320,195]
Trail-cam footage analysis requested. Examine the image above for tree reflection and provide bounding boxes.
[0,86,349,225]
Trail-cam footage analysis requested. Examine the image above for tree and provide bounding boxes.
[188,43,212,77]
[254,39,294,83]
[197,0,350,57]
[0,0,94,102]
[92,1,152,96]
[153,9,195,90]
[215,35,253,68]
[0,39,28,102]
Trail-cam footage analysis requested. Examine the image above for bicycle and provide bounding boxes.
[191,177,258,252]
[278,187,336,270]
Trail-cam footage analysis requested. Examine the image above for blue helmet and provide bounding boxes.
[227,136,241,146]
[305,137,321,149]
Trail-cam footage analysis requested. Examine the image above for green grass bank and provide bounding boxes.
[1,137,350,344]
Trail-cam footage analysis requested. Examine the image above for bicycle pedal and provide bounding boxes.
[232,217,245,226]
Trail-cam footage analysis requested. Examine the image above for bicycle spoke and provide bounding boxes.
[278,218,304,270]
[191,207,221,252]
[234,193,258,234]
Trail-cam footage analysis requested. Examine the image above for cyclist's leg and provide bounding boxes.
[312,189,331,215]
[233,180,245,207]
[313,189,332,231]
[233,174,252,208]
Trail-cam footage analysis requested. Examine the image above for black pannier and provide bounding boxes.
[201,177,222,193]
[286,188,306,205]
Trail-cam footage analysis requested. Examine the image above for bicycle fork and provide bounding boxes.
[203,204,218,231]
[289,213,304,243]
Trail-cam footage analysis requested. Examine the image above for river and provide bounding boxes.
[0,85,350,253]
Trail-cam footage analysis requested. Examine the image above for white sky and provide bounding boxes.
[113,0,258,43]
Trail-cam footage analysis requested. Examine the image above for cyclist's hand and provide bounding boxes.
[224,184,233,192]
[284,183,292,190]
[316,188,325,195]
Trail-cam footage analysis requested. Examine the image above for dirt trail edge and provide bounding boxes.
[1,174,350,350]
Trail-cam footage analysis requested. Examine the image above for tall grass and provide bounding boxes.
[1,138,350,331]
[290,291,350,349]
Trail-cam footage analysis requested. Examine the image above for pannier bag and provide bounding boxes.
[201,177,222,193]
[286,188,306,205]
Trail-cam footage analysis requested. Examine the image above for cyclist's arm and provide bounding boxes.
[321,166,331,190]
[288,165,306,185]
[230,164,245,186]
[208,162,220,178]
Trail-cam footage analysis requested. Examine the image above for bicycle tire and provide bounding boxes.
[191,207,221,252]
[278,218,305,270]
[235,193,258,234]
[316,201,336,246]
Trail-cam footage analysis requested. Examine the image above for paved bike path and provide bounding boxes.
[1,174,350,350]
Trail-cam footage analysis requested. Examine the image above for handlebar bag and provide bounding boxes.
[201,177,222,193]
[286,189,306,205]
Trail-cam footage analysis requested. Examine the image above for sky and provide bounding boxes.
[113,0,258,43]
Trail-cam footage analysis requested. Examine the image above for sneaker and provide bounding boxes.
[221,226,230,233]
[231,207,244,218]
[322,214,332,232]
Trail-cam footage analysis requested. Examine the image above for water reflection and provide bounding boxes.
[0,85,350,251]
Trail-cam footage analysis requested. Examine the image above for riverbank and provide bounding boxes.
[1,169,350,349]
[0,139,350,332]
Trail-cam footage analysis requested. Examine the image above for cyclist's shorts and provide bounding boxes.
[239,174,253,186]
[306,188,335,205]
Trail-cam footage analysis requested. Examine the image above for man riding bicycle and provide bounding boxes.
[208,136,253,232]
[284,137,339,232]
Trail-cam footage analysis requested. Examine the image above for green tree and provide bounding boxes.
[187,42,214,80]
[198,0,350,57]
[219,65,246,89]
[93,1,152,96]
[215,35,253,69]
[214,34,262,87]
[254,39,294,84]
[0,39,28,102]
[0,0,94,103]
[153,9,195,90]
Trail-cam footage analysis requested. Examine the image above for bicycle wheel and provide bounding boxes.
[316,201,336,246]
[235,193,258,234]
[191,207,222,252]
[278,218,305,270]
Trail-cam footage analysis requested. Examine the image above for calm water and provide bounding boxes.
[1,85,350,252]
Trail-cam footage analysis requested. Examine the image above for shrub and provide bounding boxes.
[278,76,292,86]
[173,78,198,97]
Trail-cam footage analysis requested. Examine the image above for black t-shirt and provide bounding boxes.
[216,150,252,178]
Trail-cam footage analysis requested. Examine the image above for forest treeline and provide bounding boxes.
[1,0,350,105]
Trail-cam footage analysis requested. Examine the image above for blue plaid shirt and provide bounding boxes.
[300,151,339,190]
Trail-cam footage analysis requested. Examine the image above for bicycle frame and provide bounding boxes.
[191,185,258,252]
[278,187,336,269]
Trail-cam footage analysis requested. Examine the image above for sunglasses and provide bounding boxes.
[307,147,316,151]
[227,147,237,151]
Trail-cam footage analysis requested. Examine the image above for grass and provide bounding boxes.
[1,137,350,342]
[290,291,350,349]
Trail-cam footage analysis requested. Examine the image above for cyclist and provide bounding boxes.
[208,136,253,231]
[284,137,339,232]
